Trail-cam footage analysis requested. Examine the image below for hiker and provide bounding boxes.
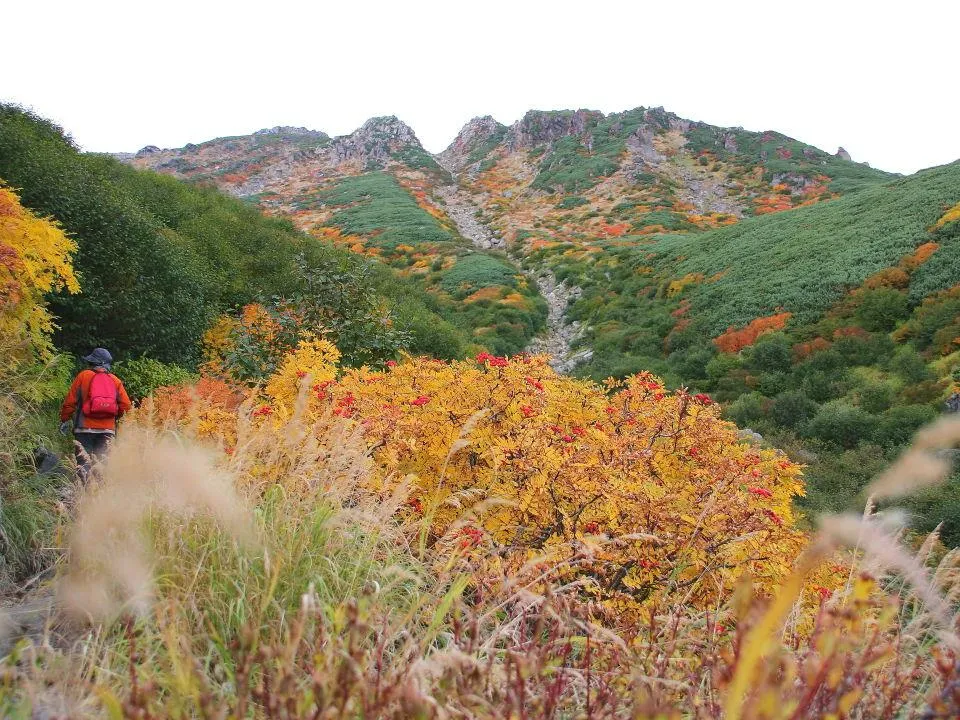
[59,348,132,481]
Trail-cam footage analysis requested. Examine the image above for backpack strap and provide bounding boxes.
[74,372,85,428]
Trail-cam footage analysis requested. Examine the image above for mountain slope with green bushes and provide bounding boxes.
[0,104,468,366]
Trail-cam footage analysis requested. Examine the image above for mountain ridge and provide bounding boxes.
[120,106,885,177]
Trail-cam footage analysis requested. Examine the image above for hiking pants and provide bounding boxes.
[74,432,112,482]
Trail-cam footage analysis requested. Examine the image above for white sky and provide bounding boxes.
[4,0,958,175]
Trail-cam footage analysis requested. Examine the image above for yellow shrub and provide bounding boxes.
[163,352,811,622]
[0,184,79,366]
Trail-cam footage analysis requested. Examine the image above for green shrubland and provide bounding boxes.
[0,105,466,368]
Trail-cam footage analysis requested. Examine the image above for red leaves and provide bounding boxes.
[334,392,356,417]
[385,360,397,367]
[525,376,545,391]
[410,395,431,407]
[456,526,484,549]
[748,487,773,499]
[693,393,713,406]
[520,405,535,418]
[582,521,600,533]
[599,222,630,237]
[252,405,273,417]
[763,509,784,526]
[476,352,509,367]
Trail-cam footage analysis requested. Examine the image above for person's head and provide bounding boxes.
[82,347,113,371]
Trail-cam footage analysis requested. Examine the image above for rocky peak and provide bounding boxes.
[437,116,505,173]
[329,116,423,166]
[255,125,316,136]
[507,109,604,149]
[135,145,161,158]
[253,126,329,141]
[835,146,852,162]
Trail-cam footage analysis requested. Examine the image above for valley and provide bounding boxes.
[123,106,960,540]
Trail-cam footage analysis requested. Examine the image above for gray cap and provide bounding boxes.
[82,348,113,367]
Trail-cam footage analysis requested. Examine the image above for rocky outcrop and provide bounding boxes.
[721,132,739,152]
[526,272,591,373]
[506,109,603,150]
[135,145,161,157]
[835,146,852,162]
[438,116,504,174]
[328,116,422,167]
[627,124,665,167]
[254,126,325,138]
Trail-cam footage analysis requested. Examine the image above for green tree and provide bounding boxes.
[804,402,877,449]
[854,288,909,332]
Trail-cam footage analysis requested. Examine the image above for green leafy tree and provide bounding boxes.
[804,402,877,449]
[854,288,909,332]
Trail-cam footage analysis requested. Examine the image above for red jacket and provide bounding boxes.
[60,369,132,432]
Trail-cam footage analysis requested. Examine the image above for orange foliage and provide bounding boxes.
[162,352,808,618]
[714,312,792,353]
[637,224,669,235]
[599,222,630,237]
[833,326,870,340]
[753,193,794,215]
[500,292,529,308]
[863,267,910,290]
[793,337,832,360]
[901,242,940,270]
[149,377,247,443]
[464,286,503,303]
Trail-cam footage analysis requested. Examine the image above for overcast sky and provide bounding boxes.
[4,1,957,175]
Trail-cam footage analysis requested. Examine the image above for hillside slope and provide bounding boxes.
[121,105,960,536]
[0,105,466,365]
[130,117,546,355]
[127,105,890,360]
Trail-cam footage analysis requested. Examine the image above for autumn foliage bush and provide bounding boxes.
[154,343,813,622]
[714,312,792,354]
[0,184,78,583]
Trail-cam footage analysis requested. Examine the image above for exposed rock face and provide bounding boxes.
[721,132,739,152]
[438,116,503,173]
[946,393,960,414]
[328,116,421,167]
[627,124,664,166]
[836,146,852,162]
[254,126,323,138]
[526,272,590,373]
[507,109,603,149]
[135,145,160,157]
